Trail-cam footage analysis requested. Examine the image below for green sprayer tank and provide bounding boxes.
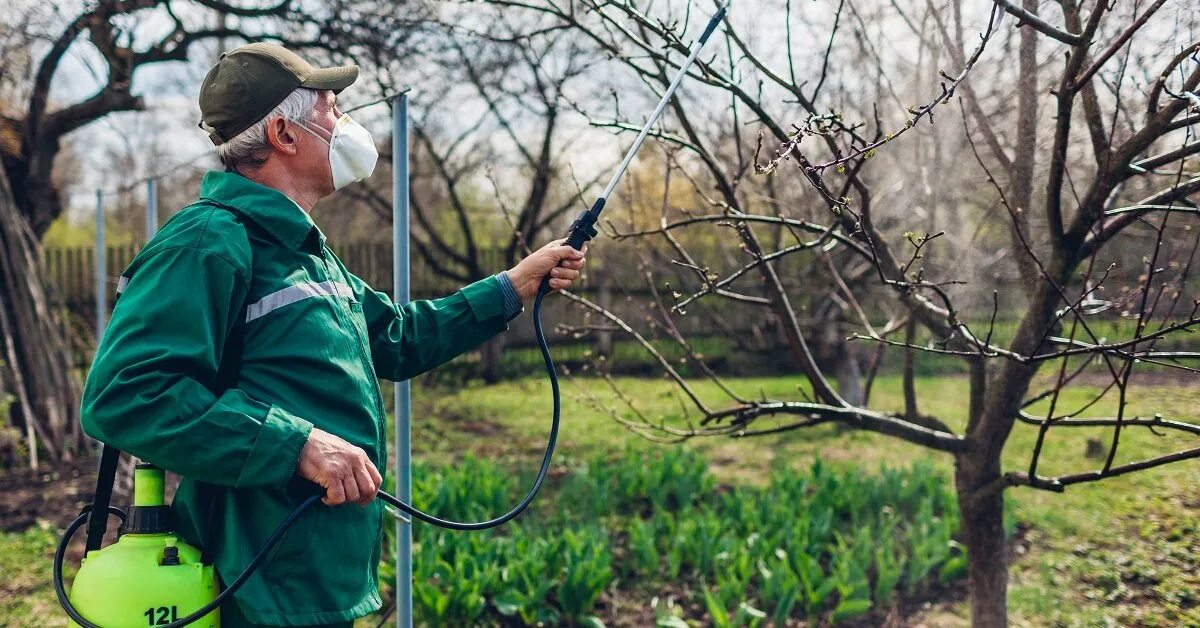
[68,464,220,627]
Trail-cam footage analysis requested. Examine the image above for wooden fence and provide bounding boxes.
[40,242,753,355]
[42,241,518,309]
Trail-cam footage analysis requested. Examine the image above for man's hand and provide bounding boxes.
[506,239,588,300]
[297,428,382,506]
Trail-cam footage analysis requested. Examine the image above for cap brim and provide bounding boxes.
[303,65,359,93]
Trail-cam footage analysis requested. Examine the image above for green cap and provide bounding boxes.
[198,42,359,146]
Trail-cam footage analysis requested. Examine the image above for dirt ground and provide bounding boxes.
[0,457,115,533]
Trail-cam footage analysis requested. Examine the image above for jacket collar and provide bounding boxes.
[198,170,322,250]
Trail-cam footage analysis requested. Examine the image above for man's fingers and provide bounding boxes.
[554,245,585,260]
[354,465,379,506]
[324,479,347,506]
[559,258,585,270]
[549,267,580,281]
[366,461,382,487]
[548,264,580,289]
[299,429,384,507]
[342,476,361,504]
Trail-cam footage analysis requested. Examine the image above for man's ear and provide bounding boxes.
[265,117,300,156]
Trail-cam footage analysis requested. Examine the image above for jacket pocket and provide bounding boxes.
[262,500,321,586]
[314,500,383,601]
[264,499,383,612]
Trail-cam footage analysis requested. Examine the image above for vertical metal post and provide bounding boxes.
[146,178,159,239]
[95,189,107,341]
[392,92,413,628]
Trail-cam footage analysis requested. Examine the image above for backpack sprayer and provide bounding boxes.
[54,3,729,626]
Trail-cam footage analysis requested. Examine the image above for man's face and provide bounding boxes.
[287,89,342,197]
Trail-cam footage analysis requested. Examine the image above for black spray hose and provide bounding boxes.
[54,277,563,627]
[380,275,561,529]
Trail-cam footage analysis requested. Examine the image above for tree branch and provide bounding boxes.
[991,0,1083,45]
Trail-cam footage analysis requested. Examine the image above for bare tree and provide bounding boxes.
[482,0,1200,624]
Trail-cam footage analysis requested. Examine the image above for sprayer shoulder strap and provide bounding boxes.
[198,250,247,565]
[85,445,121,552]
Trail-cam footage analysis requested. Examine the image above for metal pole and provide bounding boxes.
[146,178,159,239]
[392,92,412,628]
[95,189,106,341]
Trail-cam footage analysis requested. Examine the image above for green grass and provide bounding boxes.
[3,373,1198,626]
[0,523,66,621]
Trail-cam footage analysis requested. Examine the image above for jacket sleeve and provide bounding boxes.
[80,246,313,488]
[351,274,510,382]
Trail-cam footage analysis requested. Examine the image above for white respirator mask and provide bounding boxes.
[295,114,378,190]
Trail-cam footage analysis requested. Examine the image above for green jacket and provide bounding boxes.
[81,171,510,625]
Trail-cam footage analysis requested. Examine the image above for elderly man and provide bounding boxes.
[80,43,585,627]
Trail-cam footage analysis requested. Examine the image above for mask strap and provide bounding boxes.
[291,118,332,147]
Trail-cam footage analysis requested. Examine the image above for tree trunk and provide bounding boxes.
[955,453,1008,627]
[0,164,82,468]
[834,346,864,407]
[955,276,1064,626]
[480,334,506,383]
[595,270,613,362]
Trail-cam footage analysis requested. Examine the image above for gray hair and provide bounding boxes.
[214,87,318,172]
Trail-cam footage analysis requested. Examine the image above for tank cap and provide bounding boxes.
[121,505,174,535]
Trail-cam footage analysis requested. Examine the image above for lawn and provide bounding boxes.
[3,372,1198,626]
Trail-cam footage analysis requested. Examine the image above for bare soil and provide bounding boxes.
[0,457,115,533]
